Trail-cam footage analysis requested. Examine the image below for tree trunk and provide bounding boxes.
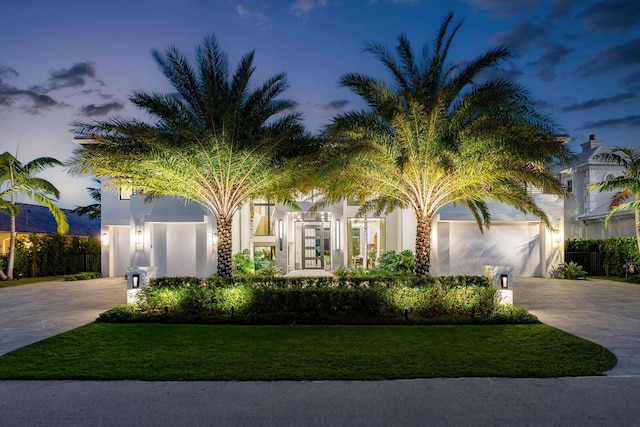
[6,208,16,280]
[249,200,255,275]
[414,211,433,276]
[216,215,233,277]
[635,196,640,254]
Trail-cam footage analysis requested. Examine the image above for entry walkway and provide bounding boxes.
[0,276,125,356]
[515,277,640,376]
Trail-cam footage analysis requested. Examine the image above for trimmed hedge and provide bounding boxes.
[96,275,538,325]
[64,271,102,281]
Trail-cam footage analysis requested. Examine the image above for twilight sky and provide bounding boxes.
[1,0,639,209]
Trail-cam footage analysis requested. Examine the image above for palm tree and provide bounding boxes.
[588,147,640,252]
[71,178,101,219]
[320,12,571,276]
[0,152,68,280]
[68,35,311,277]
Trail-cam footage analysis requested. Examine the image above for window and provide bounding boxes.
[254,202,275,236]
[254,246,275,260]
[566,179,573,193]
[119,186,133,200]
[604,173,615,181]
[347,218,385,268]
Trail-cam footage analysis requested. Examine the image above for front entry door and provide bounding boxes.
[303,226,324,269]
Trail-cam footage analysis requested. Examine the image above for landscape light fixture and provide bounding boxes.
[132,273,140,289]
[500,274,508,289]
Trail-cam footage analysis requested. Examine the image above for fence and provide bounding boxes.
[1,253,101,277]
[565,252,605,276]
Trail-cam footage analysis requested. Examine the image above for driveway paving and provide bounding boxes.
[0,276,125,356]
[515,277,640,376]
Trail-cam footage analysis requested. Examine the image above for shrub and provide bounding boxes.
[492,304,539,323]
[556,261,587,279]
[602,237,640,276]
[565,239,603,253]
[377,250,415,274]
[64,271,102,281]
[108,274,507,324]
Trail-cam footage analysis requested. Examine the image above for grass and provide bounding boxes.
[0,323,616,380]
[0,275,64,289]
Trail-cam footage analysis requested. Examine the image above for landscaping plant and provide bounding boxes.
[556,261,587,279]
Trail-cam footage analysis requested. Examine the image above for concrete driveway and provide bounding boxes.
[515,277,640,376]
[0,276,126,356]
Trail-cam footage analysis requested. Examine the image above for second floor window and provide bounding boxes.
[254,202,275,236]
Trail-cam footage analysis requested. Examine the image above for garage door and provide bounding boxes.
[441,222,541,277]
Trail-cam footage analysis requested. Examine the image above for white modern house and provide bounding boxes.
[99,181,564,281]
[558,135,636,240]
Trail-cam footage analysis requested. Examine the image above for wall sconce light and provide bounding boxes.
[278,219,283,251]
[212,231,218,247]
[135,228,143,245]
[500,274,509,289]
[336,219,341,250]
[101,231,109,245]
[132,273,140,289]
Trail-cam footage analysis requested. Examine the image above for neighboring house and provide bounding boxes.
[100,182,564,279]
[0,203,100,253]
[558,135,636,240]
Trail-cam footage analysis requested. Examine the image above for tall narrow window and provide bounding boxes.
[254,202,275,236]
[566,179,573,193]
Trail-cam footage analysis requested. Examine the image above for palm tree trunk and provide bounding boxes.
[248,200,255,275]
[216,215,233,277]
[635,198,640,254]
[414,211,433,276]
[6,205,16,280]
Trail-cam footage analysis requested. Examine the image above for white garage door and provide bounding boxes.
[442,222,541,277]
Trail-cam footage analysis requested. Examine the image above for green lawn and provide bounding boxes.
[0,275,64,289]
[0,323,616,380]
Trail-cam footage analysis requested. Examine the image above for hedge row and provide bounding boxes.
[566,237,640,276]
[97,275,539,325]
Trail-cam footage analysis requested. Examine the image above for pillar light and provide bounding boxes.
[135,228,143,245]
[101,231,109,245]
[212,231,218,247]
[278,219,283,251]
[336,219,341,250]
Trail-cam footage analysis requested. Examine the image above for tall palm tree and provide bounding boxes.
[0,152,68,280]
[68,35,311,277]
[589,147,640,252]
[320,12,571,276]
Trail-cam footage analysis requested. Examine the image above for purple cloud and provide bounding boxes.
[574,38,640,78]
[580,115,640,129]
[561,92,637,112]
[576,0,640,33]
[79,101,125,117]
[490,22,547,53]
[31,61,99,93]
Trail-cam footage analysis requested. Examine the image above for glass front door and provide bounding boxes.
[303,226,324,269]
